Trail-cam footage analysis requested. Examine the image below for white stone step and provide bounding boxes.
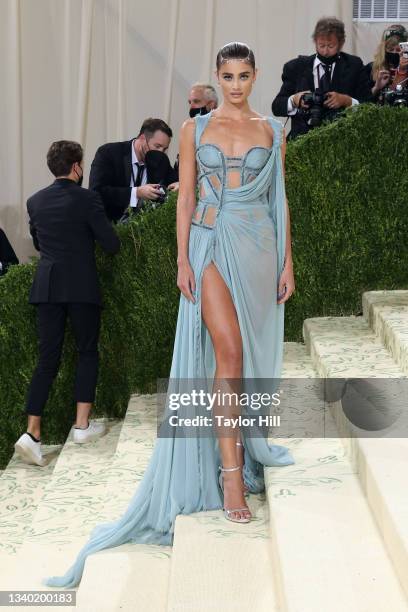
[303,315,404,378]
[269,343,407,610]
[76,544,170,612]
[363,290,408,374]
[165,343,324,612]
[266,433,408,611]
[75,395,171,612]
[0,444,61,556]
[167,504,277,612]
[304,316,408,602]
[0,417,123,595]
[282,341,317,378]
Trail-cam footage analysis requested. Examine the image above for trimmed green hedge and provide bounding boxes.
[1,104,408,469]
[284,104,408,339]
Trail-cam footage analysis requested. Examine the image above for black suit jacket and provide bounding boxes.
[27,179,120,305]
[364,62,375,89]
[89,140,178,222]
[272,52,373,139]
[0,228,19,276]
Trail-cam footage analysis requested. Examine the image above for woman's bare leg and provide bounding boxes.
[236,432,244,469]
[201,263,251,521]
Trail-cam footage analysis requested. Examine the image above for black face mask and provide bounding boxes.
[316,52,339,66]
[189,105,208,118]
[385,51,400,68]
[74,166,83,187]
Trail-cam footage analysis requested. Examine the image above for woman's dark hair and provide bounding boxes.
[216,42,255,72]
[312,17,345,43]
[46,140,83,177]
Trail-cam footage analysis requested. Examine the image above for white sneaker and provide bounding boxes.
[72,420,106,444]
[14,433,46,467]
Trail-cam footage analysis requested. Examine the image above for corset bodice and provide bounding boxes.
[196,142,271,190]
[191,111,284,231]
[193,143,273,228]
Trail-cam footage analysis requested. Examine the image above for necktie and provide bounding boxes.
[319,63,332,93]
[134,162,144,187]
[122,162,145,221]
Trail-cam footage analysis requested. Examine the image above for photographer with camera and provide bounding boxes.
[367,25,408,107]
[272,17,372,139]
[89,118,178,223]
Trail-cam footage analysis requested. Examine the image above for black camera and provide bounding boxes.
[381,84,408,107]
[155,184,167,205]
[300,89,329,127]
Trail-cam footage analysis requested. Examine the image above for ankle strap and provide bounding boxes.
[220,465,241,472]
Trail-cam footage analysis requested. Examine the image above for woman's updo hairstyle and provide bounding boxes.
[216,42,256,72]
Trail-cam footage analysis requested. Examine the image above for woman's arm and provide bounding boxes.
[176,119,197,303]
[278,130,295,304]
[281,132,292,267]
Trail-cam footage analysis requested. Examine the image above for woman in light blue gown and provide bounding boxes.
[44,41,295,589]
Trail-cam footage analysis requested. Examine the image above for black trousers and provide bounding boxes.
[26,303,101,417]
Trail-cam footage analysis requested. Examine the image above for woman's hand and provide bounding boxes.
[277,260,295,304]
[177,259,196,303]
[373,69,391,94]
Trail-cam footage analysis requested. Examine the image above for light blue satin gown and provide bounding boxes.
[44,111,295,588]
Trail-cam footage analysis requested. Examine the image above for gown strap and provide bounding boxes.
[266,116,285,149]
[194,112,213,149]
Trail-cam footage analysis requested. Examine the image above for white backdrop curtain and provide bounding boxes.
[0,0,404,261]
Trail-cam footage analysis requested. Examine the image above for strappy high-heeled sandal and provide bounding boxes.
[236,440,249,497]
[218,465,252,523]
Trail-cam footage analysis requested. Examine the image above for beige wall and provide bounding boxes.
[1,0,405,262]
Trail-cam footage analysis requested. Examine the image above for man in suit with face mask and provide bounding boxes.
[89,118,178,223]
[272,17,372,139]
[14,140,120,466]
[188,82,218,117]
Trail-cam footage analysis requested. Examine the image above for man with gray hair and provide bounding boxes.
[188,82,218,117]
[172,82,219,178]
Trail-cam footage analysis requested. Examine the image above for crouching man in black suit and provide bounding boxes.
[89,118,178,223]
[14,141,120,466]
[272,17,372,140]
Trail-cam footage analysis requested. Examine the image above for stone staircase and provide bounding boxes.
[0,290,407,611]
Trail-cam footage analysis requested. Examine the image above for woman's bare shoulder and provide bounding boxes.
[248,111,269,121]
[248,114,275,141]
[180,118,195,132]
[249,113,273,128]
[179,118,196,143]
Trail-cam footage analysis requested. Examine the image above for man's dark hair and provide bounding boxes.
[312,17,345,43]
[46,140,83,177]
[137,118,172,139]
